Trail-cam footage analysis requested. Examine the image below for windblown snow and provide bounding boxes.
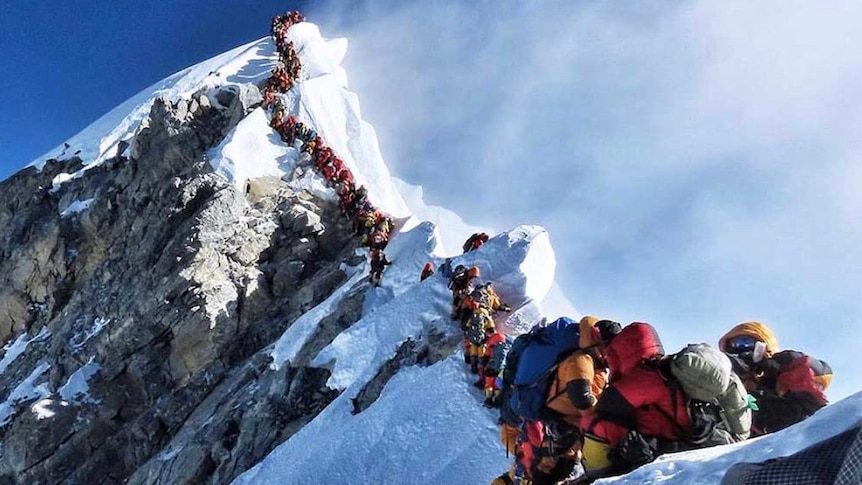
[19,18,859,485]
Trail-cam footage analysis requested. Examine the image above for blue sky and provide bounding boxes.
[1,1,859,401]
[0,0,307,179]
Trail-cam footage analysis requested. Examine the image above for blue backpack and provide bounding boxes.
[505,317,581,422]
[488,335,514,374]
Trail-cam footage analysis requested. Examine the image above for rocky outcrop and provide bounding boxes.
[0,84,364,484]
[350,326,459,415]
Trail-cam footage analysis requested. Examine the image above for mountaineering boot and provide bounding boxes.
[483,388,494,407]
[484,389,500,408]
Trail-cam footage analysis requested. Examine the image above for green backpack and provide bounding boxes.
[669,343,752,438]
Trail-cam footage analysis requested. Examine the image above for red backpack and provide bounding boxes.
[605,322,664,382]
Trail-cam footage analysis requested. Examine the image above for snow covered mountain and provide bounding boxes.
[0,15,857,485]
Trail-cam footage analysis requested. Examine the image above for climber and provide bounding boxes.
[545,318,618,424]
[369,249,392,287]
[719,321,832,436]
[314,146,332,168]
[464,307,495,374]
[349,185,369,214]
[481,331,510,407]
[448,266,480,320]
[375,213,393,236]
[262,87,277,107]
[456,293,483,366]
[269,104,284,123]
[322,162,338,182]
[462,232,490,253]
[494,317,619,484]
[338,188,356,215]
[301,137,317,155]
[335,166,355,187]
[582,322,750,480]
[420,262,435,282]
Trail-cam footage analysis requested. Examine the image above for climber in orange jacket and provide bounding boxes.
[546,317,617,426]
[448,265,480,320]
[530,317,619,484]
[490,317,619,485]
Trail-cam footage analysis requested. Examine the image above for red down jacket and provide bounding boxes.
[581,322,691,478]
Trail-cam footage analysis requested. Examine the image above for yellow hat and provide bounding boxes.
[719,321,779,357]
[579,315,600,348]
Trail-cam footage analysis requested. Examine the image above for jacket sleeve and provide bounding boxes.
[563,353,598,410]
[766,350,830,406]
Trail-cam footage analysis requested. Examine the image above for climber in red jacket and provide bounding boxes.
[420,262,435,282]
[581,322,689,480]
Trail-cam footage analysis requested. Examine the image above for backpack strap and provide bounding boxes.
[546,385,568,406]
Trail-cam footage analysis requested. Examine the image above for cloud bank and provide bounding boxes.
[308,0,862,400]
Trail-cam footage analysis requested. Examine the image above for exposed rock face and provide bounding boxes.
[0,86,364,484]
[350,327,460,415]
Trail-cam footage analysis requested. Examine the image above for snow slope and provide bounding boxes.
[247,219,553,484]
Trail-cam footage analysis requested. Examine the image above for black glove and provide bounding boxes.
[619,430,656,466]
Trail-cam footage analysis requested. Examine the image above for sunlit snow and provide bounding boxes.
[0,362,51,426]
[58,357,101,404]
[0,327,49,377]
[59,198,94,217]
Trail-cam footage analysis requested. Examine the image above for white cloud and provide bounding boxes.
[311,0,862,400]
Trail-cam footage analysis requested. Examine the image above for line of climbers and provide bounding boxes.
[432,245,834,485]
[262,11,305,105]
[417,232,500,405]
[262,11,395,287]
[448,263,514,408]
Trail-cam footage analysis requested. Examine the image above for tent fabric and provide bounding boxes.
[721,424,862,485]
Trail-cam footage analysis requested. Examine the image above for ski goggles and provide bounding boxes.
[725,335,759,354]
